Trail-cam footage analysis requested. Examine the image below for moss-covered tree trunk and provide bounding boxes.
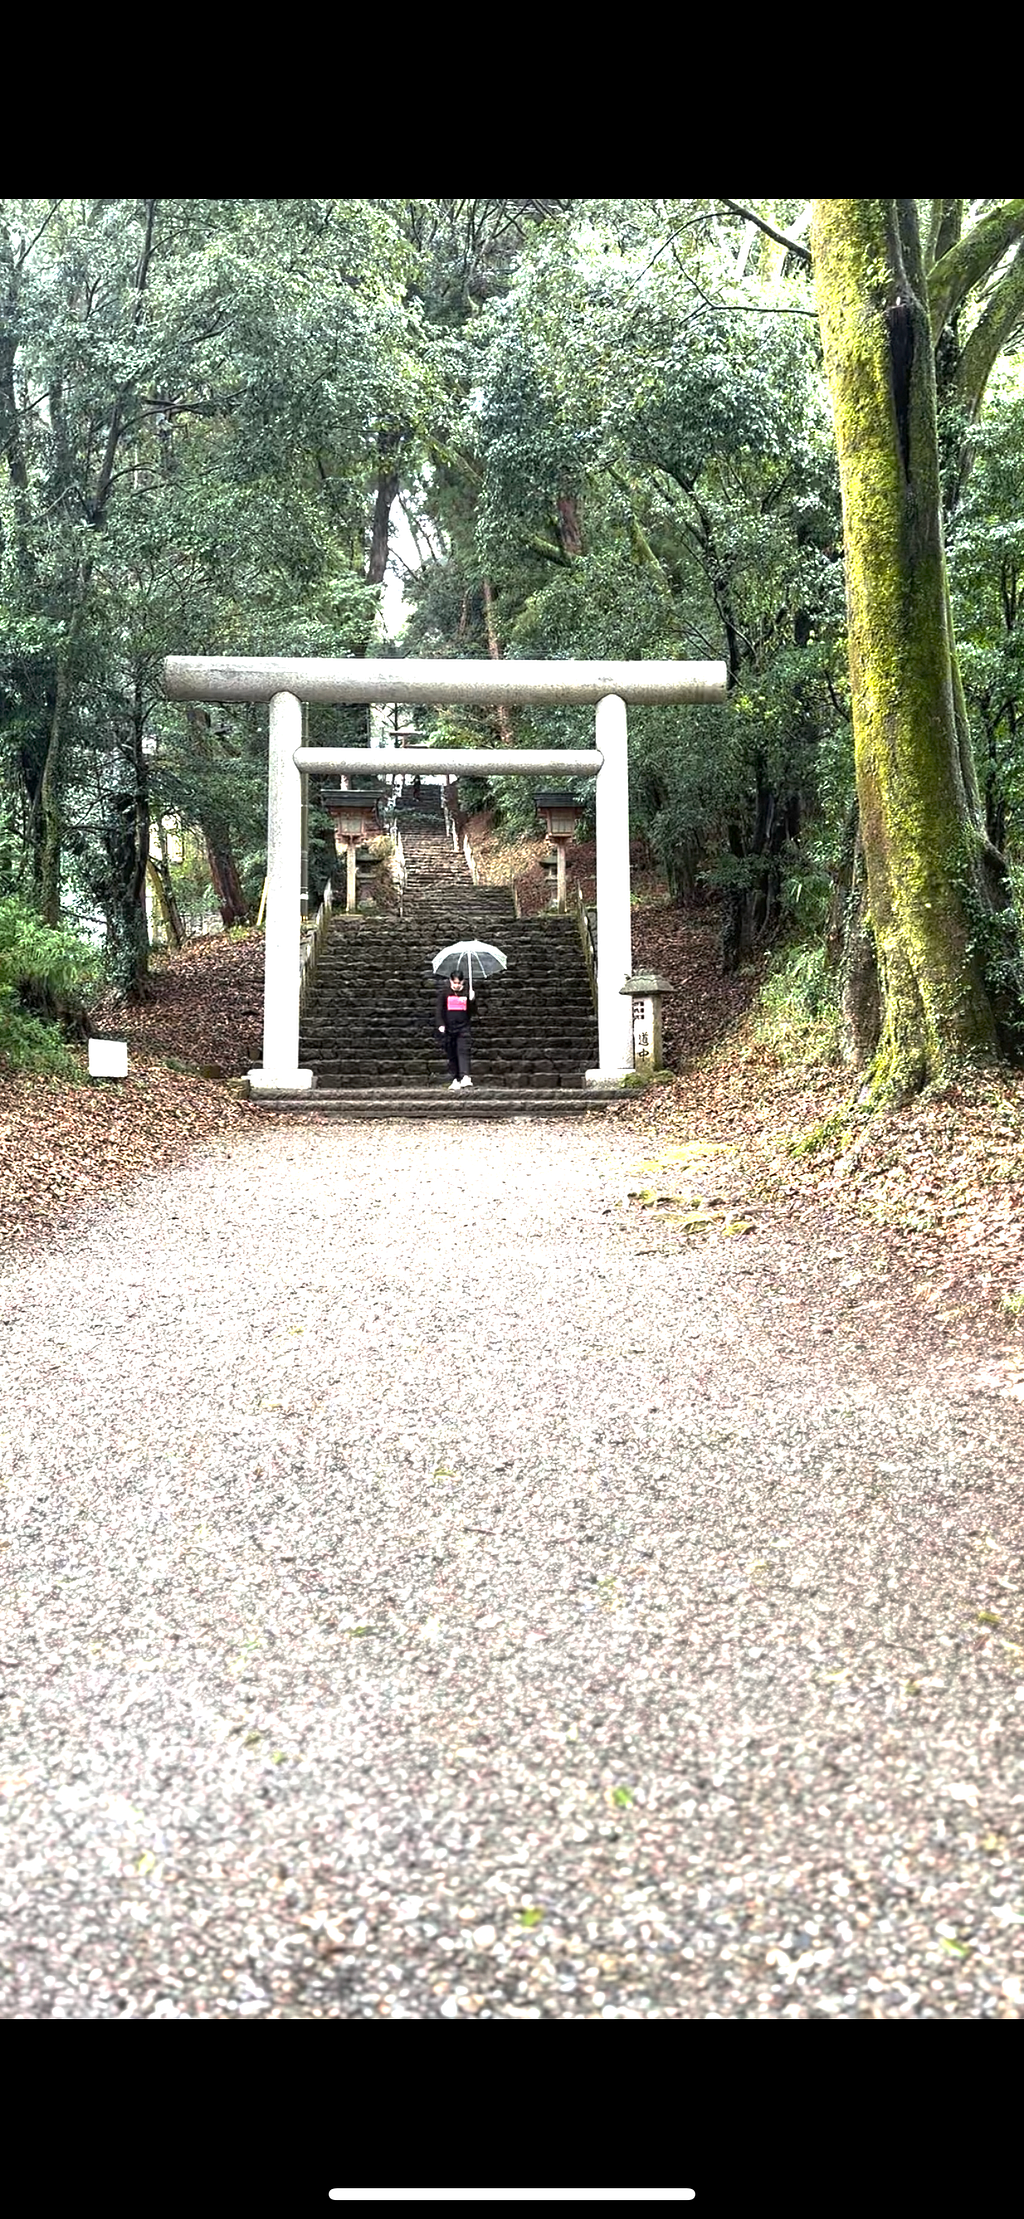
[810,199,1023,1096]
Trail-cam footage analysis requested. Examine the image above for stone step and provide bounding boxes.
[306,972,592,986]
[302,1000,595,1013]
[302,1002,595,1017]
[305,1031,590,1046]
[322,909,574,923]
[304,993,594,1007]
[303,1044,591,1061]
[302,1047,597,1065]
[307,992,592,1005]
[304,1047,591,1059]
[315,951,557,963]
[311,989,591,1005]
[303,1046,597,1060]
[308,1000,586,1019]
[249,1086,623,1120]
[310,954,587,967]
[305,976,592,989]
[306,1065,589,1082]
[311,957,589,974]
[302,1041,597,1059]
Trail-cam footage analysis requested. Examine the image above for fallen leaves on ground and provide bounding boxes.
[88,928,265,1078]
[1,929,267,1248]
[612,905,1024,1365]
[0,1051,254,1248]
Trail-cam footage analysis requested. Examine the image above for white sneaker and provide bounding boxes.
[461,1076,473,1087]
[449,1080,461,1091]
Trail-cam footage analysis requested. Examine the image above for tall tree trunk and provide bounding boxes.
[983,715,1008,856]
[333,435,405,780]
[367,456,400,588]
[37,560,92,925]
[481,577,515,748]
[96,700,152,996]
[810,199,1024,1097]
[202,833,249,929]
[127,712,152,992]
[153,815,186,945]
[185,705,250,927]
[556,494,583,556]
[147,858,183,950]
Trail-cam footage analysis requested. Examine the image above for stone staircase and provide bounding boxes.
[257,816,617,1120]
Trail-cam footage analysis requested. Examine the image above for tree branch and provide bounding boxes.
[934,201,964,265]
[605,463,673,585]
[715,201,812,267]
[88,202,158,524]
[525,530,572,567]
[14,201,63,271]
[425,436,482,485]
[929,199,1024,342]
[826,673,851,722]
[921,200,947,270]
[133,199,157,304]
[953,239,1024,419]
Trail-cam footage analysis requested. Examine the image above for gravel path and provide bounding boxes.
[2,1117,1023,2020]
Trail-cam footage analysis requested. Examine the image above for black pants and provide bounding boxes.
[445,1028,472,1080]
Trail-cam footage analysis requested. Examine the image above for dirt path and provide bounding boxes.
[2,1116,1022,2019]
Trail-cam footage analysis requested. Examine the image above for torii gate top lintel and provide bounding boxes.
[163,655,726,708]
[160,655,727,1093]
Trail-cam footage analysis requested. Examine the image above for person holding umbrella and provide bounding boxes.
[432,939,508,1091]
[436,965,475,1088]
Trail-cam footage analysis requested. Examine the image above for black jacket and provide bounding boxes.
[435,980,476,1034]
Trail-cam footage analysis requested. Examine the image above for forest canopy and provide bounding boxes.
[2,197,1023,1086]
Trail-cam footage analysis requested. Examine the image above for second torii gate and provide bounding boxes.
[162,656,727,1092]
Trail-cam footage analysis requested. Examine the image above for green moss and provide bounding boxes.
[786,1110,850,1157]
[811,199,1020,1098]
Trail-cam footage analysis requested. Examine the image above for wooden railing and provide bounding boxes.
[299,878,333,1015]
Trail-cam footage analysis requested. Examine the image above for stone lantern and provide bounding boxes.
[620,971,672,1073]
[322,785,381,912]
[535,789,584,910]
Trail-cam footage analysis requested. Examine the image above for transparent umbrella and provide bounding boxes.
[431,939,507,993]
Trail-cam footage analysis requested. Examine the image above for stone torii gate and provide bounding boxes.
[162,656,727,1093]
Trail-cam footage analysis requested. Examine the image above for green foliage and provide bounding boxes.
[958,855,1024,1051]
[949,388,1024,858]
[402,204,850,949]
[0,196,432,987]
[753,940,843,1067]
[0,894,99,1072]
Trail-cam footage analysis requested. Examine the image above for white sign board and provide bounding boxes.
[88,1038,128,1079]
